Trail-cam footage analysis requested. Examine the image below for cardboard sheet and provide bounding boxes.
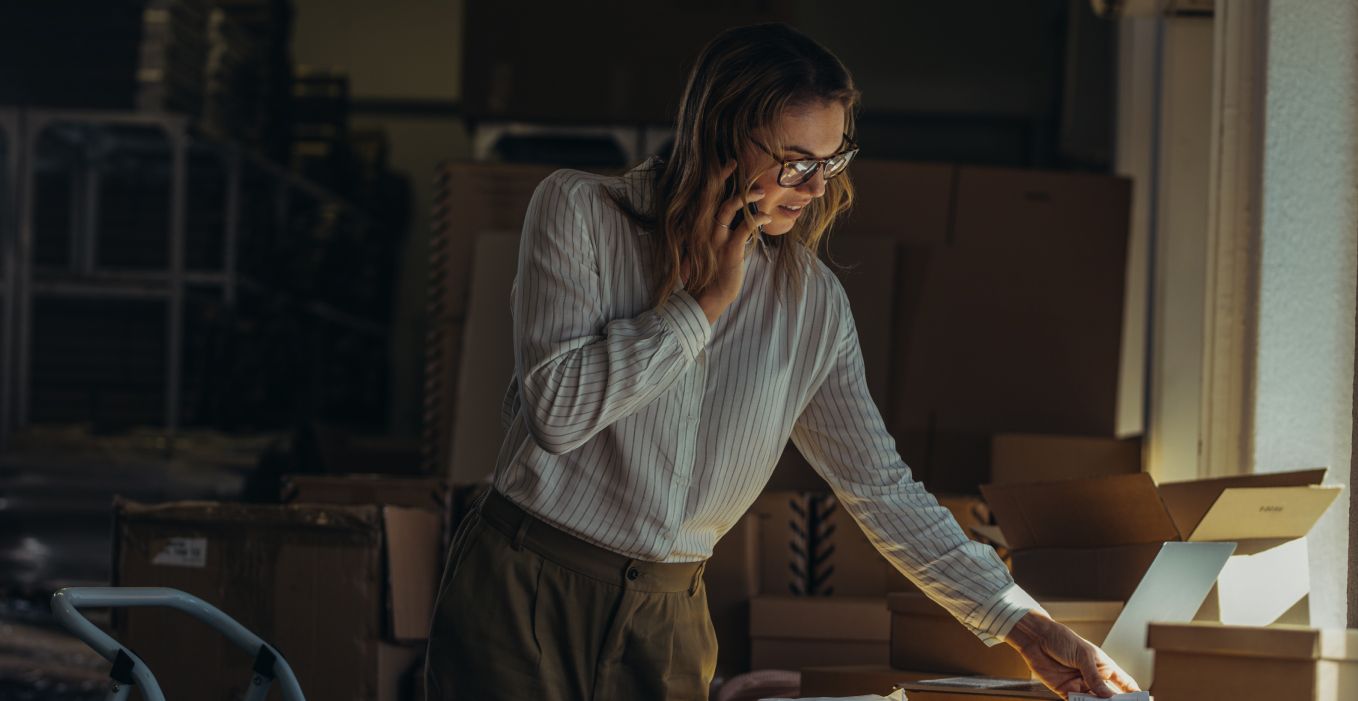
[1098,541,1236,688]
[449,231,520,484]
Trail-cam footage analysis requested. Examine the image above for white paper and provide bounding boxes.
[1069,692,1149,701]
[763,692,905,701]
[150,537,208,568]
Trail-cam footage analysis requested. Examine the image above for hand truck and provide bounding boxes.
[50,587,306,701]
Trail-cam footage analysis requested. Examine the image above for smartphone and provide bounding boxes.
[723,174,760,229]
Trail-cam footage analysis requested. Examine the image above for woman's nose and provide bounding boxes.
[799,168,828,197]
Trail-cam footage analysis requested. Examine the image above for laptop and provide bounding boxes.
[903,541,1235,695]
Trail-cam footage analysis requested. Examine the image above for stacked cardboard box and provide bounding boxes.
[887,593,1121,679]
[115,477,448,700]
[1148,622,1358,701]
[749,596,891,671]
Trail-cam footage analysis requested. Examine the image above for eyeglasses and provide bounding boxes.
[762,134,860,188]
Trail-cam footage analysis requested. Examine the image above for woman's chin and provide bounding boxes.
[761,219,796,236]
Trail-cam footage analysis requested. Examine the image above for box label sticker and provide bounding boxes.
[151,537,208,568]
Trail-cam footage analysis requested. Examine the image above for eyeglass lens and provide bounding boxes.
[779,150,857,186]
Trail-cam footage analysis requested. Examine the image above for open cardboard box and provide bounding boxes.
[980,469,1342,625]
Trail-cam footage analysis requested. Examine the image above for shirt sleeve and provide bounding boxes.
[512,171,712,455]
[788,281,1039,645]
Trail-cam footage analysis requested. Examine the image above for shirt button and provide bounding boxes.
[626,567,640,581]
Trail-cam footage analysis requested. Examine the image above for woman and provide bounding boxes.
[426,23,1138,701]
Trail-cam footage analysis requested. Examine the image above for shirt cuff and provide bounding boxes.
[964,583,1045,647]
[656,289,712,359]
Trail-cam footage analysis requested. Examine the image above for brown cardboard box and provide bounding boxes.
[990,433,1142,485]
[836,161,955,244]
[114,500,442,700]
[798,665,937,697]
[282,473,454,641]
[981,470,1342,617]
[890,167,1131,493]
[888,592,1122,678]
[1148,622,1358,701]
[749,596,890,671]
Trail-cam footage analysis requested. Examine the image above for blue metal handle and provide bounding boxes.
[50,587,307,701]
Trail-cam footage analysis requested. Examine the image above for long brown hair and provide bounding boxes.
[612,23,861,308]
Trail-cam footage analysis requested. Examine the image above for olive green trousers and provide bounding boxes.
[424,490,717,700]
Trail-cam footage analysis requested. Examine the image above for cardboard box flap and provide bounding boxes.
[981,474,1180,550]
[116,499,382,539]
[382,506,443,642]
[1157,469,1328,537]
[1186,485,1342,542]
[1148,622,1358,662]
[749,596,890,642]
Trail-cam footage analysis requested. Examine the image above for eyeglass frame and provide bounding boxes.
[756,133,860,188]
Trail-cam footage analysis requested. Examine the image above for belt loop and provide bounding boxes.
[689,561,707,596]
[511,514,531,550]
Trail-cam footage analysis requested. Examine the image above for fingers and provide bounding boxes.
[714,187,766,231]
[1102,659,1140,693]
[732,203,773,245]
[1077,653,1117,698]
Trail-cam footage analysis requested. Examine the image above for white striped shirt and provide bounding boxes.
[491,159,1038,644]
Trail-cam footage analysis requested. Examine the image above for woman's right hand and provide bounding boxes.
[693,162,772,325]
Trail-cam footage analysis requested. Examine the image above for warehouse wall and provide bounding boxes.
[1253,0,1358,629]
[291,0,470,437]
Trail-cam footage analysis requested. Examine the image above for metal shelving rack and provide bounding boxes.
[1,111,17,447]
[0,108,388,452]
